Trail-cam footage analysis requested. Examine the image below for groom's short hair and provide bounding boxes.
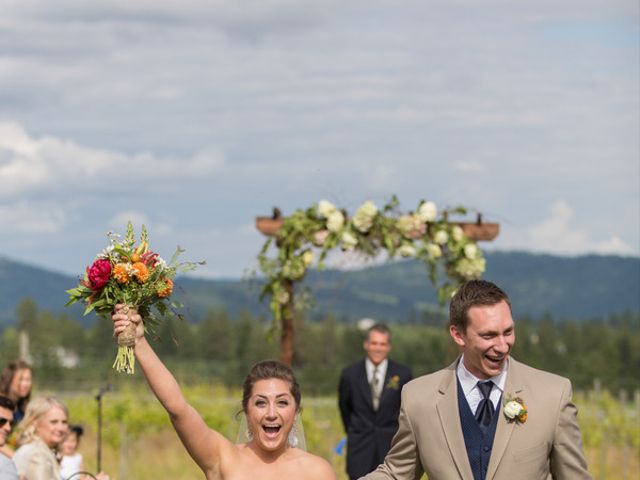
[449,280,511,331]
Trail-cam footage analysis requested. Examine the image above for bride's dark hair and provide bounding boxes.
[242,360,301,413]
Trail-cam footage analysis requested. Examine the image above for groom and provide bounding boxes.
[360,280,591,480]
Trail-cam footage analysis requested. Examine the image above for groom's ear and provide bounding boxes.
[449,325,466,348]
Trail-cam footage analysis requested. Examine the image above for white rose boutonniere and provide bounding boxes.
[503,395,528,424]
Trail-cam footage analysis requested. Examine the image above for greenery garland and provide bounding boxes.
[258,196,486,325]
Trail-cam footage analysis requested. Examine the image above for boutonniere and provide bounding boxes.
[385,375,401,390]
[503,395,527,424]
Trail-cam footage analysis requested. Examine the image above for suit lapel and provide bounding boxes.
[357,360,374,410]
[486,357,522,479]
[436,361,474,480]
[378,360,395,406]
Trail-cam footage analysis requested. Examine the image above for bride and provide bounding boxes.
[112,305,336,480]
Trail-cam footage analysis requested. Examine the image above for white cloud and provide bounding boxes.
[0,201,67,233]
[454,161,485,173]
[499,200,636,256]
[0,121,225,197]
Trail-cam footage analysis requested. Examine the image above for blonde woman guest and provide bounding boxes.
[112,304,336,480]
[13,397,68,480]
[13,398,109,480]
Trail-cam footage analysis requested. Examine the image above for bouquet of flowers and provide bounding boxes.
[66,222,200,374]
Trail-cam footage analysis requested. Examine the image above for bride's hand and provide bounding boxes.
[112,304,145,342]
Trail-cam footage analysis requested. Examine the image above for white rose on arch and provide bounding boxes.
[353,200,378,233]
[417,201,437,223]
[341,231,358,250]
[464,243,478,259]
[426,243,442,259]
[452,225,465,242]
[317,200,337,218]
[326,210,345,232]
[434,230,449,245]
[399,244,416,257]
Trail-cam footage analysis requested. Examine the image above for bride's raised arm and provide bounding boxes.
[112,305,232,474]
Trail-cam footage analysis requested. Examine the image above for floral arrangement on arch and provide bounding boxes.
[66,222,201,373]
[258,196,486,323]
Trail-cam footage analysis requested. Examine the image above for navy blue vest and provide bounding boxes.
[457,379,501,480]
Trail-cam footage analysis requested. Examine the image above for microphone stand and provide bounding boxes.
[95,384,112,473]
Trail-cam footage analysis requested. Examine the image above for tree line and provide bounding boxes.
[0,298,638,395]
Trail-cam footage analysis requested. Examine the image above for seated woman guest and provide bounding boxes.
[0,360,33,425]
[112,304,336,480]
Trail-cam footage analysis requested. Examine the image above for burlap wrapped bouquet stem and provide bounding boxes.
[113,304,138,374]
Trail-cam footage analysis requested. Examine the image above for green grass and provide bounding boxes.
[52,385,639,480]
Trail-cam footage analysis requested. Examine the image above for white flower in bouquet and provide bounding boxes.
[434,229,449,245]
[302,250,314,267]
[399,244,416,257]
[426,243,442,259]
[318,200,337,218]
[464,243,478,259]
[353,200,378,233]
[95,244,115,260]
[417,201,437,223]
[452,225,464,242]
[327,210,345,232]
[155,257,168,269]
[341,231,358,250]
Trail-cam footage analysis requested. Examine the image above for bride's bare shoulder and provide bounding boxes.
[294,450,337,479]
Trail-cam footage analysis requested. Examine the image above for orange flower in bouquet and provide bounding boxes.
[66,222,201,373]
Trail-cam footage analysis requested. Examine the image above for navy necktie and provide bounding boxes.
[475,381,495,431]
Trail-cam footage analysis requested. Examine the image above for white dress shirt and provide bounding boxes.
[457,355,508,414]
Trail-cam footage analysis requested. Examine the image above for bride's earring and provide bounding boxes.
[288,415,299,448]
[246,428,253,440]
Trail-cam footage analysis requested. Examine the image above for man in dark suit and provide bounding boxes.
[339,323,412,480]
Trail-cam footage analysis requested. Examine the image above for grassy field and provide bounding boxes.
[52,385,639,480]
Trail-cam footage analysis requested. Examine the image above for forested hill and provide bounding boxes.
[0,251,638,327]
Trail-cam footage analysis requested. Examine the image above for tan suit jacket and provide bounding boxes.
[360,357,591,480]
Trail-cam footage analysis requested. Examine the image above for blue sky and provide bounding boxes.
[0,0,638,278]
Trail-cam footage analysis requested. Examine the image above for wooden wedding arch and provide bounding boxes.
[256,197,499,366]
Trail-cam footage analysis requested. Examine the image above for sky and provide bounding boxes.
[1,0,638,279]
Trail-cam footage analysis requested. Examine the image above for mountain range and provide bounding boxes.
[0,251,638,328]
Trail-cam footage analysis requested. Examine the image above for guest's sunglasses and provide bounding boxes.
[0,418,14,428]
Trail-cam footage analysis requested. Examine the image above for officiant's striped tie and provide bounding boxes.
[371,366,381,411]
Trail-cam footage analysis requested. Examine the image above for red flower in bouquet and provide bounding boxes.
[87,259,112,290]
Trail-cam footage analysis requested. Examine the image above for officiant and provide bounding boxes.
[338,322,412,480]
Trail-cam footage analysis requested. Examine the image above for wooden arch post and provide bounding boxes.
[256,208,499,366]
